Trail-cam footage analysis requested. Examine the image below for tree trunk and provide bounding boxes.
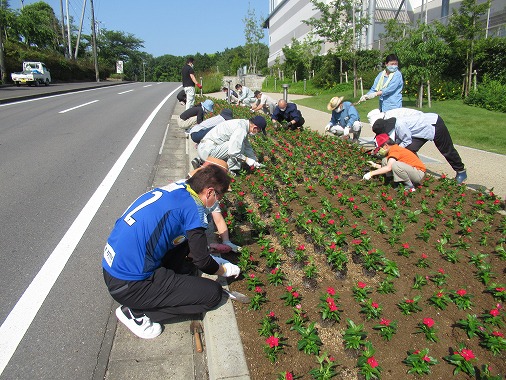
[417,81,424,108]
[0,25,7,84]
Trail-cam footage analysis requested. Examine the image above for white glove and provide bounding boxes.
[367,160,380,169]
[365,92,377,100]
[223,240,241,252]
[324,123,332,132]
[222,262,241,278]
[212,255,230,265]
[253,161,265,169]
[245,157,256,166]
[359,95,367,102]
[363,172,372,180]
[343,127,350,137]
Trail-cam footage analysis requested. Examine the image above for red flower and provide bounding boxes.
[351,239,362,245]
[249,273,256,279]
[402,243,410,249]
[328,219,335,225]
[286,286,293,292]
[292,292,299,298]
[380,318,390,326]
[357,281,367,289]
[268,311,276,318]
[238,191,245,196]
[492,331,504,337]
[297,244,306,251]
[327,287,336,295]
[438,268,445,274]
[285,372,294,380]
[367,356,379,368]
[423,355,431,362]
[255,286,263,293]
[459,349,475,361]
[490,308,500,317]
[423,317,435,328]
[372,302,379,309]
[329,242,337,250]
[266,336,279,348]
[271,268,278,274]
[495,287,505,292]
[421,253,428,259]
[406,299,414,304]
[456,289,467,297]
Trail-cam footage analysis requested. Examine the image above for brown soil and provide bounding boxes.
[220,129,506,380]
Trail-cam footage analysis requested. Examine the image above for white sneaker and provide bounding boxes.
[115,306,162,339]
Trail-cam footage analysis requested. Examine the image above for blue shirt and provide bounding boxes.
[393,113,439,148]
[329,101,360,127]
[102,183,208,281]
[369,70,404,112]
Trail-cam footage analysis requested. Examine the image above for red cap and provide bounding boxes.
[373,133,390,154]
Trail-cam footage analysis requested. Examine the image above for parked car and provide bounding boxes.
[11,62,51,86]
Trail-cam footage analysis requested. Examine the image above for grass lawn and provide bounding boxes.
[263,80,506,155]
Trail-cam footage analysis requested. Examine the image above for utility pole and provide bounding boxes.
[74,0,86,59]
[65,0,72,58]
[59,0,67,58]
[90,0,99,82]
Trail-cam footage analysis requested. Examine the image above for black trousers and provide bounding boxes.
[404,116,465,172]
[289,117,305,130]
[103,242,222,323]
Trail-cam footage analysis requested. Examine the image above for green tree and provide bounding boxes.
[243,6,264,74]
[282,36,320,81]
[303,0,369,95]
[439,0,491,96]
[16,2,60,50]
[97,29,144,71]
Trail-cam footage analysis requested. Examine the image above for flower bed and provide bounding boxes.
[206,98,506,379]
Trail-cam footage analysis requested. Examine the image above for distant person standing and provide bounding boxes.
[182,57,202,110]
[360,54,403,112]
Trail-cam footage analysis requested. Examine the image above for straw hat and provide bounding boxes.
[327,96,344,111]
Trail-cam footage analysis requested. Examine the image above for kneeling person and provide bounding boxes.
[363,133,426,191]
[325,96,362,142]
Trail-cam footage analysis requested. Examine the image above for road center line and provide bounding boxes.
[59,100,99,113]
[118,89,134,95]
[0,86,180,376]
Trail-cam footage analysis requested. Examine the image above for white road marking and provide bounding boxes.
[0,83,134,107]
[58,100,99,113]
[118,89,134,95]
[0,86,180,376]
[143,84,153,88]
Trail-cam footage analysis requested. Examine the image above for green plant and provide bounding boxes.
[397,296,422,315]
[308,352,338,380]
[357,342,382,380]
[258,312,280,337]
[281,285,302,307]
[264,333,286,363]
[416,317,438,342]
[450,288,474,310]
[428,289,452,310]
[318,287,341,322]
[443,344,477,377]
[249,286,267,311]
[342,319,367,350]
[403,348,439,375]
[456,314,483,339]
[296,322,322,355]
[352,281,372,303]
[373,318,398,341]
[360,299,383,320]
[267,267,285,286]
[412,274,428,290]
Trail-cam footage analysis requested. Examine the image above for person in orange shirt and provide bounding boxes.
[363,133,426,191]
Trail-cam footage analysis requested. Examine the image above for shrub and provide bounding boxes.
[464,75,506,113]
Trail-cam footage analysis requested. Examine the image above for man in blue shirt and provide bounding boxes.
[102,165,240,339]
[271,99,305,130]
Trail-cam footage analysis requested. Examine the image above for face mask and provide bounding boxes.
[378,147,388,156]
[386,65,398,73]
[279,108,286,112]
[250,131,258,136]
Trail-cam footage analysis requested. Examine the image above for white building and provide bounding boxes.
[264,0,505,66]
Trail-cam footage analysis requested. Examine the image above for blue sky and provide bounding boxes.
[17,0,270,57]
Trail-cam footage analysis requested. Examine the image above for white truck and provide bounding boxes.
[11,62,51,87]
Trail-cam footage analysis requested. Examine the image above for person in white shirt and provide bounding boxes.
[250,91,277,115]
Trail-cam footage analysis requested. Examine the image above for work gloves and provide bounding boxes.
[282,122,292,129]
[212,255,241,278]
[343,127,350,137]
[359,92,377,102]
[363,172,372,180]
[196,83,202,89]
[222,262,241,278]
[245,157,264,169]
[223,240,241,252]
[324,123,332,132]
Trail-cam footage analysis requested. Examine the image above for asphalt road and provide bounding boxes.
[0,82,181,379]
